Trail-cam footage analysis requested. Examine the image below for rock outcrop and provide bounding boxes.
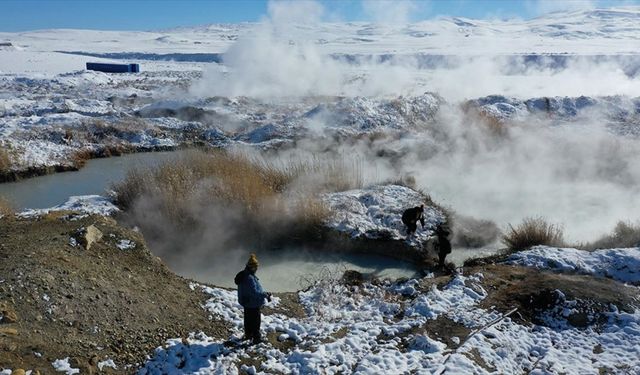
[322,184,448,265]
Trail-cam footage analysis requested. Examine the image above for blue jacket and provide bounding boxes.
[235,268,268,309]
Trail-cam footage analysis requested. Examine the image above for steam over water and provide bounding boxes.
[180,250,421,293]
[188,1,640,244]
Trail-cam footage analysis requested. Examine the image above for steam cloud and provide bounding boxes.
[135,0,640,283]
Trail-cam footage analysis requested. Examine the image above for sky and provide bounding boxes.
[0,0,638,31]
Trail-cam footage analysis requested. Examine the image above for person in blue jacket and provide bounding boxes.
[234,253,271,344]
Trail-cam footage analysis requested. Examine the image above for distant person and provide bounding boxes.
[435,224,452,267]
[402,204,425,236]
[234,253,271,345]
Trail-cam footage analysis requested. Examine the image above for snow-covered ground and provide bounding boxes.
[1,7,640,172]
[17,194,119,218]
[508,245,640,285]
[2,7,640,373]
[322,184,446,249]
[139,242,640,374]
[2,8,640,57]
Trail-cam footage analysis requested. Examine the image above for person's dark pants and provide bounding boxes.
[244,308,261,343]
[438,252,447,267]
[404,221,417,235]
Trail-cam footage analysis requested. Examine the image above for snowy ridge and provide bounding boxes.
[507,246,640,284]
[305,93,442,134]
[468,94,640,123]
[322,185,446,248]
[3,8,640,56]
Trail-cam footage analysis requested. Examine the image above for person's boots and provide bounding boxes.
[252,334,262,345]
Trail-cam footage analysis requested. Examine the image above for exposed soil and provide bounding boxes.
[0,213,227,374]
[468,264,640,327]
[1,213,638,374]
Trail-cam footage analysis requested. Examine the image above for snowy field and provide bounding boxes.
[140,246,640,374]
[2,6,640,242]
[1,4,640,374]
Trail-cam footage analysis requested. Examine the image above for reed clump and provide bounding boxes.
[0,146,12,174]
[582,221,640,250]
[112,150,362,244]
[502,217,564,253]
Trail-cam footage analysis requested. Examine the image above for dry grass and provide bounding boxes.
[502,217,564,253]
[69,148,93,169]
[0,196,13,219]
[583,221,640,250]
[0,146,12,173]
[112,150,358,243]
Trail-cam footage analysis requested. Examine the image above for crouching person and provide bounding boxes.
[235,253,271,345]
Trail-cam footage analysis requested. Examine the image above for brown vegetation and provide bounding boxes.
[112,150,361,246]
[502,217,564,253]
[68,148,93,169]
[0,196,13,218]
[583,221,640,250]
[0,145,12,173]
[460,101,509,137]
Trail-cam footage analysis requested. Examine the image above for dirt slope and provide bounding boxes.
[0,213,227,374]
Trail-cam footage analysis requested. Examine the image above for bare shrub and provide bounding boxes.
[584,221,640,250]
[502,217,564,253]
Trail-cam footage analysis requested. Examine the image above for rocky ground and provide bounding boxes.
[0,212,229,374]
[1,209,638,374]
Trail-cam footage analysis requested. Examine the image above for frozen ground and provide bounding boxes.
[1,7,640,173]
[1,7,640,374]
[139,246,640,374]
[322,184,446,248]
[508,245,640,285]
[17,194,119,218]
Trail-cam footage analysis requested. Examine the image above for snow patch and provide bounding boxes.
[507,246,640,284]
[19,195,119,218]
[52,357,79,374]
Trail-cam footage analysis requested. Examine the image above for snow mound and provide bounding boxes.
[322,184,446,247]
[52,357,80,374]
[507,245,640,284]
[305,93,442,134]
[19,195,119,218]
[468,94,640,125]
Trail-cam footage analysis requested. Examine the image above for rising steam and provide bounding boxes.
[130,0,640,282]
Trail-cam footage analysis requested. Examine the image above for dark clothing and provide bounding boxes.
[235,267,268,343]
[243,307,261,343]
[405,221,418,235]
[402,206,425,235]
[436,226,452,266]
